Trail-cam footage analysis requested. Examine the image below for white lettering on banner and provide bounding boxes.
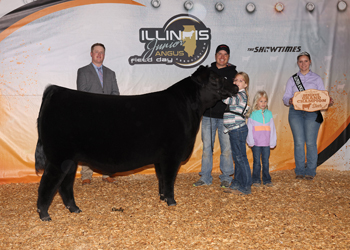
[140,29,210,42]
[130,14,211,68]
[142,39,184,60]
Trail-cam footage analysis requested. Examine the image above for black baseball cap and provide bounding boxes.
[215,44,230,55]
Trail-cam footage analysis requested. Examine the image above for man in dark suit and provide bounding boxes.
[77,43,120,185]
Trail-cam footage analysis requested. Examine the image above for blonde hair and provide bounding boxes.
[248,90,269,116]
[235,72,250,117]
[235,71,249,93]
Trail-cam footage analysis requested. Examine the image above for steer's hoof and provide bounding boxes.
[72,209,82,214]
[38,209,51,221]
[165,198,177,206]
[66,206,82,214]
[67,206,82,214]
[41,216,52,221]
[159,194,165,201]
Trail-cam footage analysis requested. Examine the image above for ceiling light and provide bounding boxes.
[151,0,161,8]
[275,2,284,12]
[215,2,225,12]
[337,1,347,11]
[184,1,194,10]
[306,2,315,12]
[246,3,256,13]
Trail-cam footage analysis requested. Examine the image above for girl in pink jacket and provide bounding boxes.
[247,91,277,187]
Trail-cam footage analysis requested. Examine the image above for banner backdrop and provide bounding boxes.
[0,0,349,183]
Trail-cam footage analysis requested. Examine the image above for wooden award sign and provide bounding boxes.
[293,89,330,112]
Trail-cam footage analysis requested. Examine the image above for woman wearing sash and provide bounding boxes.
[282,52,332,180]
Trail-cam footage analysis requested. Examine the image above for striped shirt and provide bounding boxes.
[222,90,248,133]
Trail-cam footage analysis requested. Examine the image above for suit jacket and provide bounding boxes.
[77,63,120,95]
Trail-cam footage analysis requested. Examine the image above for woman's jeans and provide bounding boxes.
[288,105,321,177]
[252,146,271,184]
[199,116,234,184]
[228,125,252,194]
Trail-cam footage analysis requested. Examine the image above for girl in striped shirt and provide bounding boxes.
[222,72,252,195]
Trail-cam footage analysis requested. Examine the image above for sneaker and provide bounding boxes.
[82,179,91,185]
[305,175,314,180]
[224,189,249,195]
[102,177,117,183]
[265,182,274,187]
[252,183,261,187]
[193,180,210,187]
[296,175,304,179]
[228,184,239,190]
[220,181,230,188]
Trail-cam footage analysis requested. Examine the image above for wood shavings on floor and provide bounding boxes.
[1,170,349,249]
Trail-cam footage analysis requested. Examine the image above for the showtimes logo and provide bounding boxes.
[247,46,301,52]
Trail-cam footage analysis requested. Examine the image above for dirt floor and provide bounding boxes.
[1,169,350,249]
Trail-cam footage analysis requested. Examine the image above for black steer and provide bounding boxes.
[35,65,238,221]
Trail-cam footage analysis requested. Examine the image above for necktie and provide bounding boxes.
[98,67,103,87]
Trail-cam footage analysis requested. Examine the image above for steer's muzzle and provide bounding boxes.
[220,77,239,97]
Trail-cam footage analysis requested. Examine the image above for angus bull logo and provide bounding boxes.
[128,14,211,68]
[302,103,312,110]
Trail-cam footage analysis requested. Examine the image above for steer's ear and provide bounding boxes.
[191,65,209,86]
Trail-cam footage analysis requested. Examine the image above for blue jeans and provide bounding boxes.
[252,146,271,185]
[289,105,321,177]
[228,125,252,194]
[199,116,234,184]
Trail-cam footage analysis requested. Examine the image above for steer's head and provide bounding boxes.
[191,65,239,110]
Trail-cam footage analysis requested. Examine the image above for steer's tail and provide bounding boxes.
[35,85,55,172]
[35,139,47,172]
